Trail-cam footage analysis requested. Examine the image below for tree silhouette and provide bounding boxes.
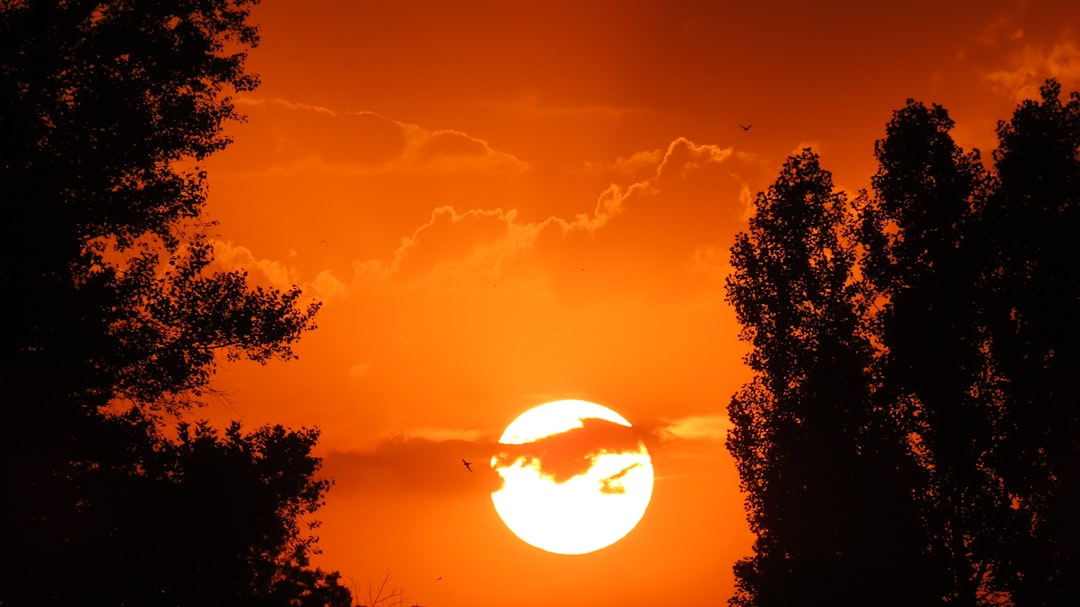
[858,99,1005,606]
[0,1,349,604]
[18,416,352,606]
[727,81,1080,607]
[979,80,1080,607]
[726,150,933,606]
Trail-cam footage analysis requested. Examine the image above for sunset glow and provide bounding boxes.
[490,400,654,555]
[179,2,1080,606]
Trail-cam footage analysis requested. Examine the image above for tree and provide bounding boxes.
[726,150,933,606]
[0,0,311,412]
[0,1,349,604]
[727,82,1080,607]
[858,99,1005,606]
[18,416,351,607]
[979,79,1080,607]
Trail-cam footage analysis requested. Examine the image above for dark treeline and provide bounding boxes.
[1,1,351,605]
[6,0,1078,605]
[726,81,1079,607]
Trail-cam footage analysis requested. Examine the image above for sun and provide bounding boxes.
[490,399,654,555]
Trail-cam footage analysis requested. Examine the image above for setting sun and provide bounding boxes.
[8,1,1078,605]
[490,400,654,555]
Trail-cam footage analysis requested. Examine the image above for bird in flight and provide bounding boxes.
[739,123,752,131]
[462,459,473,473]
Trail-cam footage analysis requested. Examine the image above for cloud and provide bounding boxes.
[684,245,732,283]
[348,362,371,380]
[584,149,665,180]
[492,417,649,484]
[976,15,1026,48]
[220,100,764,303]
[228,96,528,176]
[321,432,502,495]
[599,462,643,495]
[406,128,527,174]
[209,238,347,303]
[319,417,675,498]
[351,137,758,301]
[356,206,543,283]
[653,137,733,181]
[985,39,1080,101]
[659,413,732,442]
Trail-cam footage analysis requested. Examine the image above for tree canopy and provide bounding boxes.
[727,150,935,607]
[0,1,350,605]
[726,80,1080,607]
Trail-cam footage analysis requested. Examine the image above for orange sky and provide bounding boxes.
[194,2,1080,605]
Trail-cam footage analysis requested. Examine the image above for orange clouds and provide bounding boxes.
[210,237,347,304]
[492,417,649,484]
[322,435,504,496]
[346,136,759,304]
[985,39,1080,100]
[200,117,761,459]
[660,413,733,442]
[599,463,643,495]
[228,97,529,176]
[201,93,767,498]
[193,2,1080,605]
[316,410,727,497]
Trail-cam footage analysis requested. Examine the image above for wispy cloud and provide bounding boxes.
[230,96,529,176]
[492,417,649,484]
[210,238,347,303]
[985,38,1080,100]
[599,462,644,495]
[350,137,754,302]
[659,413,732,442]
[322,431,502,496]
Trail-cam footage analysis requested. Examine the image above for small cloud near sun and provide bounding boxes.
[348,362,371,380]
[599,462,644,495]
[661,414,732,442]
[322,433,503,496]
[493,418,649,484]
[407,426,484,443]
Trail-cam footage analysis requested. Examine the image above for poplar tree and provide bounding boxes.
[726,150,932,607]
[725,80,1080,607]
[858,100,1003,606]
[980,80,1080,607]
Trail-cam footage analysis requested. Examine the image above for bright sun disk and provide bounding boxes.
[490,399,654,555]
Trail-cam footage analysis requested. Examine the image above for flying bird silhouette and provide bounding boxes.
[462,459,473,473]
[739,123,752,131]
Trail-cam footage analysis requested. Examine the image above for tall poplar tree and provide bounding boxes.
[726,150,933,607]
[725,80,1080,607]
[980,80,1080,607]
[858,100,1004,606]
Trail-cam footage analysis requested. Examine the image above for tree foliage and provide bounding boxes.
[0,0,317,414]
[726,151,933,606]
[11,416,350,607]
[726,81,1080,607]
[859,99,1004,606]
[980,80,1080,607]
[0,1,348,605]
